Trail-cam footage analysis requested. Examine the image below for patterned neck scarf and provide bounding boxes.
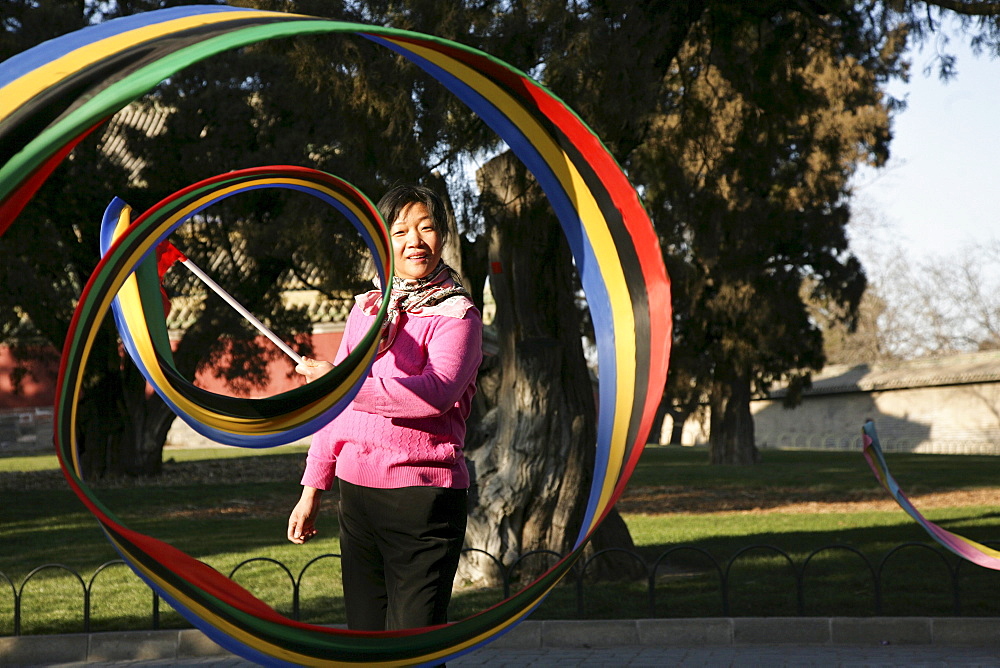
[358,262,473,354]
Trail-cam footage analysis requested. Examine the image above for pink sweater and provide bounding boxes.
[300,301,482,490]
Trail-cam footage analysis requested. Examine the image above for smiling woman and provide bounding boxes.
[386,185,447,280]
[391,201,442,279]
[289,183,481,633]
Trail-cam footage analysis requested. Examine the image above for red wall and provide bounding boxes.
[190,330,345,397]
[0,330,344,409]
[0,345,59,409]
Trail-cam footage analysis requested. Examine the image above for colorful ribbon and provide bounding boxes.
[862,421,1000,570]
[0,5,672,665]
[98,166,390,449]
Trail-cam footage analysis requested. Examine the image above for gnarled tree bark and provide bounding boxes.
[459,153,639,587]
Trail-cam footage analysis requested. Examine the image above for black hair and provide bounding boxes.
[376,184,450,246]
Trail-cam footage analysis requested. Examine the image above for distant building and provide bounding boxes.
[0,344,58,452]
[661,350,1000,455]
[752,350,1000,455]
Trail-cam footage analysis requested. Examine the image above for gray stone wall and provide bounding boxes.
[0,407,53,454]
[751,382,1000,455]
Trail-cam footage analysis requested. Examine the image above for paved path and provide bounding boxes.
[46,644,1000,667]
[6,618,1000,667]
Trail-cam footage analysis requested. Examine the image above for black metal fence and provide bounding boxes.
[3,541,999,636]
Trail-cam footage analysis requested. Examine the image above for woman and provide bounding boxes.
[287,184,482,632]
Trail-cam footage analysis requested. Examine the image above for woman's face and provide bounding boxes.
[390,202,443,281]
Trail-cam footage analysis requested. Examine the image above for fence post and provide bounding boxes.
[229,558,296,620]
[296,553,343,623]
[2,571,20,636]
[724,545,796,617]
[877,542,954,617]
[576,548,649,619]
[18,564,86,636]
[799,545,877,617]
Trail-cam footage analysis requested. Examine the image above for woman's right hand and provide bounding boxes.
[287,486,323,544]
[295,357,334,383]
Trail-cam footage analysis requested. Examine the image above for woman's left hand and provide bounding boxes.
[295,357,334,383]
[287,486,323,544]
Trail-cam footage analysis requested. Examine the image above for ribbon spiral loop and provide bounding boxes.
[0,6,671,665]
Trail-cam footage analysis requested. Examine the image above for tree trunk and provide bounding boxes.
[77,323,175,479]
[120,361,175,476]
[459,153,638,587]
[650,399,669,445]
[670,413,686,445]
[663,404,692,445]
[708,371,759,465]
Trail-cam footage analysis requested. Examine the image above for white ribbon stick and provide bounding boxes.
[178,257,305,366]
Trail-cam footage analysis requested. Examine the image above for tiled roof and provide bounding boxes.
[100,102,170,186]
[768,350,1000,398]
[165,290,353,333]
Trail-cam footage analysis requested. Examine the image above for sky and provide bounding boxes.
[850,26,1000,264]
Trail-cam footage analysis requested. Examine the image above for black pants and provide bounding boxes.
[337,479,468,631]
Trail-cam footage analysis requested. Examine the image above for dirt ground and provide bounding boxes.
[615,485,1000,515]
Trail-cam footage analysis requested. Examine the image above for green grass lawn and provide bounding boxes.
[2,444,999,635]
[627,445,1000,494]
